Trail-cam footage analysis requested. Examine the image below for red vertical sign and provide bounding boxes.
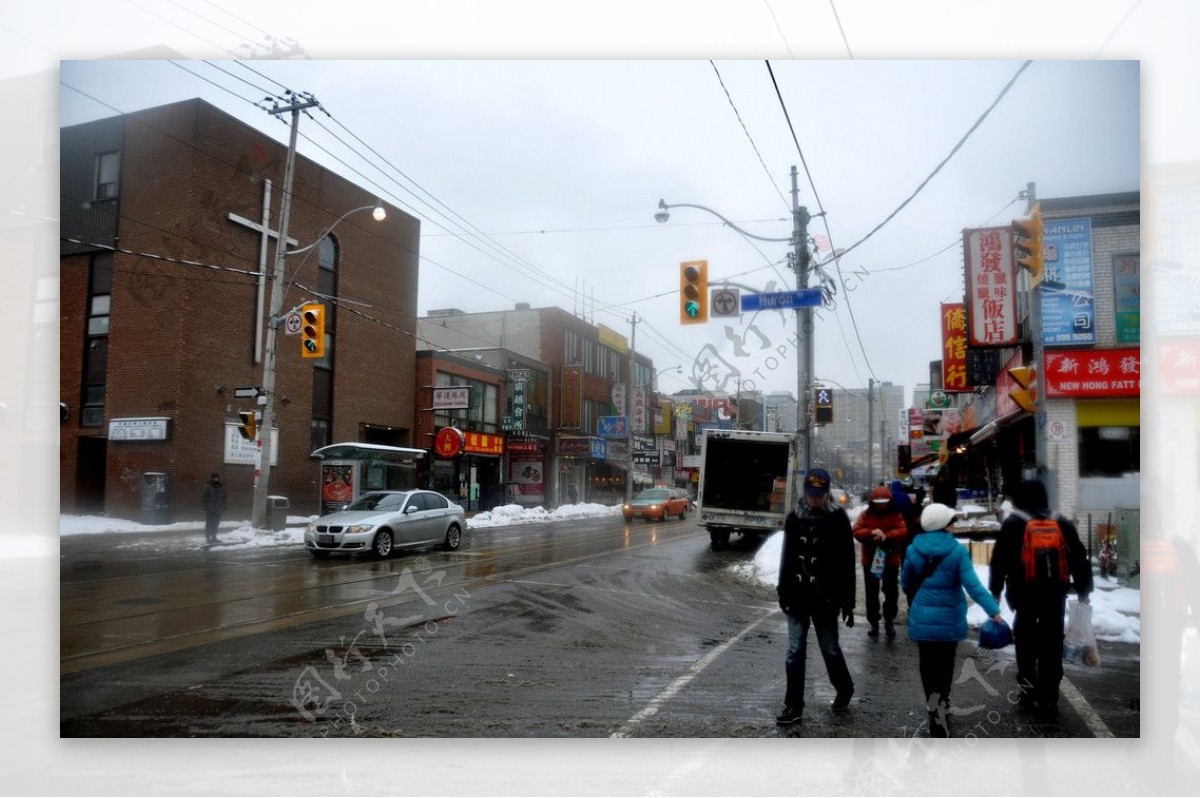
[940,302,969,392]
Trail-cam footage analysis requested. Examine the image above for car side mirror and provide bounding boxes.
[404,506,420,514]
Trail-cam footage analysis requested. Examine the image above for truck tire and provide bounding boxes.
[709,529,731,550]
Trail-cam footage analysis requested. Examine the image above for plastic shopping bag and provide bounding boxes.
[870,547,886,578]
[1064,599,1101,666]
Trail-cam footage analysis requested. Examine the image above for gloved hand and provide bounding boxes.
[1079,593,1091,605]
[777,589,792,615]
[842,609,854,628]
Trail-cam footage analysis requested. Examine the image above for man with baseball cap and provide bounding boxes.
[774,467,857,726]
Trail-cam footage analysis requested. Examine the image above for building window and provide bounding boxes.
[433,370,499,433]
[1078,426,1139,476]
[94,151,120,200]
[310,419,330,451]
[80,252,112,427]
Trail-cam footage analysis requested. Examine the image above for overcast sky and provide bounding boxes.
[58,55,1139,400]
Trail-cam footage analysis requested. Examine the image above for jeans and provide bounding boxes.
[862,563,899,626]
[784,606,854,709]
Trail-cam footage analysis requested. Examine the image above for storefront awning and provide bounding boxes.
[968,409,1028,446]
[311,442,427,463]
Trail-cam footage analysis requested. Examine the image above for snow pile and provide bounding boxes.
[467,502,621,528]
[738,529,1141,644]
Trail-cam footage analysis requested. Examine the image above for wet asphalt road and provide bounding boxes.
[61,514,1143,742]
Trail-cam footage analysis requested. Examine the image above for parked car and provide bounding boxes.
[304,490,465,559]
[623,487,690,522]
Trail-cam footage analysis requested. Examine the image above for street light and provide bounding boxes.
[657,167,816,504]
[250,200,387,528]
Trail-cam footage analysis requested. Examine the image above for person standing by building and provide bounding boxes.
[200,472,227,545]
[567,482,579,505]
[853,485,908,639]
[902,502,1005,737]
[988,478,1092,717]
[774,468,857,726]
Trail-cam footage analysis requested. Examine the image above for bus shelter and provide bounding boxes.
[311,442,426,515]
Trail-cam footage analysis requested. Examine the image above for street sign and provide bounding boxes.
[740,288,822,312]
[710,288,740,318]
[284,311,302,335]
[234,387,261,399]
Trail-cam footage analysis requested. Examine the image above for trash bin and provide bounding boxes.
[266,495,290,532]
[140,472,170,525]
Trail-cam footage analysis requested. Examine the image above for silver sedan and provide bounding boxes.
[304,490,466,559]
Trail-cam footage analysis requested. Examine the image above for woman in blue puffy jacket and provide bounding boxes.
[902,502,1004,738]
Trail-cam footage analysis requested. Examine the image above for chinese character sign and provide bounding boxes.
[560,365,582,429]
[940,302,970,392]
[1043,348,1139,398]
[1113,253,1139,344]
[1041,217,1096,346]
[964,227,1019,346]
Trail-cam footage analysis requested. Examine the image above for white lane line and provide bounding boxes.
[1060,676,1114,738]
[610,610,778,738]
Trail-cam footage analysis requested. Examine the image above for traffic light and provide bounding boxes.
[1011,204,1045,285]
[237,409,258,441]
[814,386,834,424]
[679,260,708,324]
[1008,365,1038,414]
[301,303,325,358]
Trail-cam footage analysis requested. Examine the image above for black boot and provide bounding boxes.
[867,622,879,639]
[885,620,896,639]
[929,711,950,738]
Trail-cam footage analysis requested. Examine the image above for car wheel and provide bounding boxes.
[372,530,394,559]
[662,508,669,522]
[443,523,462,551]
[309,550,330,559]
[678,504,687,520]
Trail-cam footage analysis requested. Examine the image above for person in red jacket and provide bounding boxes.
[853,485,909,639]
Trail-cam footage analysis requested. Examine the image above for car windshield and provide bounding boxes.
[345,492,408,512]
[635,489,670,501]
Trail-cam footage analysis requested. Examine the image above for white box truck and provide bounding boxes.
[697,428,797,549]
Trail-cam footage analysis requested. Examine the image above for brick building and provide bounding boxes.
[417,306,655,505]
[414,347,552,510]
[60,98,420,520]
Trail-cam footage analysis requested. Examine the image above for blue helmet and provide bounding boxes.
[979,618,1013,649]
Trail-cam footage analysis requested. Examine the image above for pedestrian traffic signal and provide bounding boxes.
[301,303,325,358]
[1012,204,1045,285]
[1008,365,1038,414]
[238,409,258,441]
[814,386,834,424]
[679,260,708,324]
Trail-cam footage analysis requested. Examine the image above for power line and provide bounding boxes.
[710,60,789,211]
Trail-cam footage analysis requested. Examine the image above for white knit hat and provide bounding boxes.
[920,502,958,531]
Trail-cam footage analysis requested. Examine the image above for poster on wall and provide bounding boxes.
[320,463,355,515]
[1041,217,1096,346]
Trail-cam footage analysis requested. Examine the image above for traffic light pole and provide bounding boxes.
[251,94,317,529]
[625,313,638,506]
[1022,181,1055,508]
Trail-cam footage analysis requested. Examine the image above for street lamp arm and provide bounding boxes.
[656,199,792,243]
[286,202,387,256]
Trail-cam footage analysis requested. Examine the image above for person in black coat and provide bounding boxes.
[774,468,856,725]
[988,478,1092,717]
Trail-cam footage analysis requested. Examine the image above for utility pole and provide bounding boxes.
[1022,180,1054,508]
[791,166,813,491]
[867,378,875,488]
[251,92,318,529]
[625,312,638,505]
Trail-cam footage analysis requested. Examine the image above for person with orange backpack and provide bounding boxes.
[988,478,1093,718]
